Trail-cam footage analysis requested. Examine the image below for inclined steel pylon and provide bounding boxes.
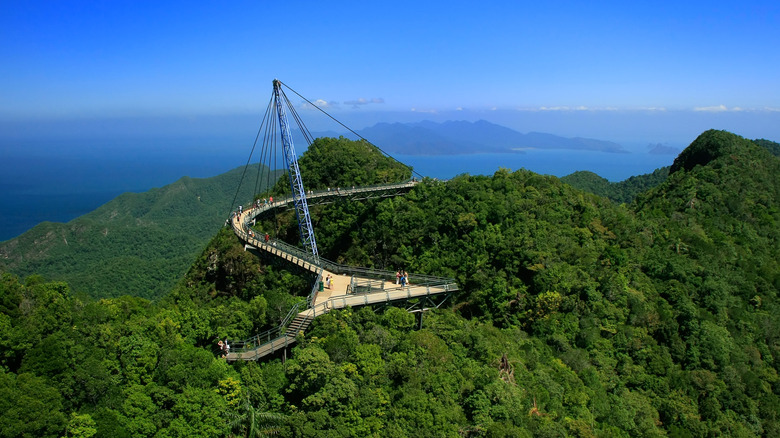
[273,79,319,261]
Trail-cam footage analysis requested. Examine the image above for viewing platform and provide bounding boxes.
[225,181,459,361]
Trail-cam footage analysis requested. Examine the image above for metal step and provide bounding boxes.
[285,315,313,337]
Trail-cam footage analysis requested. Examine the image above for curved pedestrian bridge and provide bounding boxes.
[225,181,459,361]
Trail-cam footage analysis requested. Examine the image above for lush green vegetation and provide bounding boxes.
[753,138,780,157]
[560,136,779,204]
[1,131,778,437]
[0,166,279,300]
[270,136,413,197]
[561,167,670,204]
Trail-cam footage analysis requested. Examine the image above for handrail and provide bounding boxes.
[226,179,461,359]
[243,180,418,224]
[228,300,305,353]
[242,220,455,286]
[234,181,455,286]
[228,277,460,355]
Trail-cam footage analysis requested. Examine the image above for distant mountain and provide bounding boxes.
[354,120,626,155]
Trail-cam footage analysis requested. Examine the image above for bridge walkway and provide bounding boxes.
[225,180,459,361]
[225,280,457,361]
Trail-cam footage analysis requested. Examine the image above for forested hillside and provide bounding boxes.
[561,168,669,204]
[1,130,778,437]
[0,165,278,299]
[560,136,779,204]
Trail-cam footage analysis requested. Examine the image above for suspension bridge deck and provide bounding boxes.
[225,281,456,361]
[225,181,459,361]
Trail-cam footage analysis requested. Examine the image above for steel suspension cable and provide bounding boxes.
[229,95,275,218]
[278,80,422,179]
[262,103,279,194]
[254,98,276,196]
[280,87,315,146]
[233,79,422,220]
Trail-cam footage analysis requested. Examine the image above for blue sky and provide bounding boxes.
[1,0,779,239]
[1,0,779,145]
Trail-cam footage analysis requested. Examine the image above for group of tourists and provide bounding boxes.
[241,193,281,216]
[232,204,248,223]
[256,196,274,207]
[395,270,410,286]
[217,339,230,358]
[325,275,333,289]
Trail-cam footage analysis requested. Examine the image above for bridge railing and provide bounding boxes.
[239,215,454,286]
[238,214,456,297]
[227,299,307,354]
[347,270,456,294]
[226,179,462,357]
[241,179,418,223]
[244,229,322,269]
[233,180,420,271]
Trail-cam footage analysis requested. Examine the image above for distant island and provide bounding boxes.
[647,143,681,155]
[350,120,627,155]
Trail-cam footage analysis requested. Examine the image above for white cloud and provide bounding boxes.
[535,106,596,111]
[512,106,666,112]
[689,105,779,112]
[343,97,385,108]
[299,99,336,110]
[693,104,728,112]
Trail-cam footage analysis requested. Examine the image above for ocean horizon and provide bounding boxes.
[0,143,674,241]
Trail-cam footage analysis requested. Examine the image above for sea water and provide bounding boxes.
[0,144,674,241]
[399,149,674,182]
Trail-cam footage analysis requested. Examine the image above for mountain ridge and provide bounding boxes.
[353,119,627,155]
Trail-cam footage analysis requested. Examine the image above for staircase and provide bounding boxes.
[284,313,314,337]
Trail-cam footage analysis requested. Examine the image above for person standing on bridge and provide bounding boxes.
[396,270,401,285]
[269,196,273,204]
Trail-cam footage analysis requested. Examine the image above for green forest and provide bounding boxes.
[1,131,779,437]
[0,165,280,299]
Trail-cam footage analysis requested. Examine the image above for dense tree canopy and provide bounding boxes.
[270,136,412,196]
[1,131,778,437]
[561,168,670,204]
